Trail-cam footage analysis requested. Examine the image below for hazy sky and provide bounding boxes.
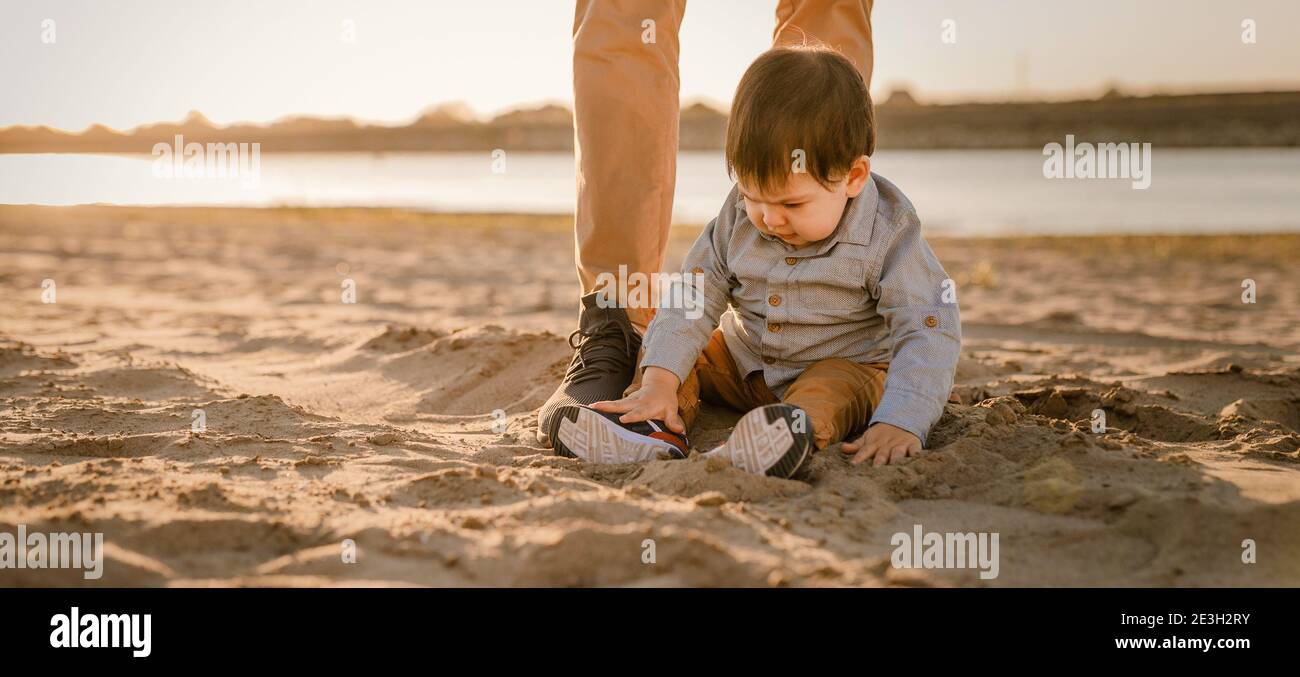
[3,0,1298,130]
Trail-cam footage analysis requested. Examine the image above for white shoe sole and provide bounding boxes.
[556,407,679,464]
[706,405,808,477]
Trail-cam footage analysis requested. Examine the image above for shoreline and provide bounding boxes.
[3,203,1299,248]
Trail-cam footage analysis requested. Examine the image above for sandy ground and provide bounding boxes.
[1,205,1297,587]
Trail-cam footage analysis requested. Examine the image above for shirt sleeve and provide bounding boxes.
[638,188,739,385]
[867,212,962,446]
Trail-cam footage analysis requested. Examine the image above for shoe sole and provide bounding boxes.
[707,404,812,478]
[553,406,683,464]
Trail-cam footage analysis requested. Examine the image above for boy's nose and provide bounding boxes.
[763,207,786,227]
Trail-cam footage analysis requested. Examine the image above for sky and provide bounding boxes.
[2,0,1299,131]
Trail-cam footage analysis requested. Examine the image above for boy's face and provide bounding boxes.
[737,155,872,248]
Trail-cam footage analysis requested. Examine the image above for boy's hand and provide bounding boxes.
[591,367,685,433]
[841,423,922,466]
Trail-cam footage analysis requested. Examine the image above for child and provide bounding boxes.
[549,45,961,477]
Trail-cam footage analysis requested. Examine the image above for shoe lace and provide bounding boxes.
[565,318,638,383]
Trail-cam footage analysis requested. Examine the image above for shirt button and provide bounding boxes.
[924,315,939,328]
[767,323,781,333]
[785,257,797,265]
[768,294,781,307]
[763,356,776,365]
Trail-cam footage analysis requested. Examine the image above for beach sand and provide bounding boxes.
[1,205,1297,586]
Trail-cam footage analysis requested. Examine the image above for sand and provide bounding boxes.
[1,205,1297,586]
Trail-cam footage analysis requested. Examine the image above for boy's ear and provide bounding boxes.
[845,155,871,197]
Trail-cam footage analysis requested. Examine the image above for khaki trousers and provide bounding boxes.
[627,329,889,450]
[572,0,875,331]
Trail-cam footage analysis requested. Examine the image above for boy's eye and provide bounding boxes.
[783,203,803,209]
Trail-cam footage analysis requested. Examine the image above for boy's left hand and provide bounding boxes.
[841,423,922,466]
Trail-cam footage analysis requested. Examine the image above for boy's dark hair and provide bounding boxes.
[725,45,875,196]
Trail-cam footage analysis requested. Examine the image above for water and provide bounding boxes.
[2,149,1297,236]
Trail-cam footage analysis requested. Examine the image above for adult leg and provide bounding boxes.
[538,0,687,448]
[773,0,874,87]
[573,0,687,332]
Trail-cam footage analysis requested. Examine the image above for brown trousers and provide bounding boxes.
[573,0,875,330]
[628,330,888,450]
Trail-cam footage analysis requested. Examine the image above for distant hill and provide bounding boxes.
[874,89,1300,148]
[3,90,1299,153]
